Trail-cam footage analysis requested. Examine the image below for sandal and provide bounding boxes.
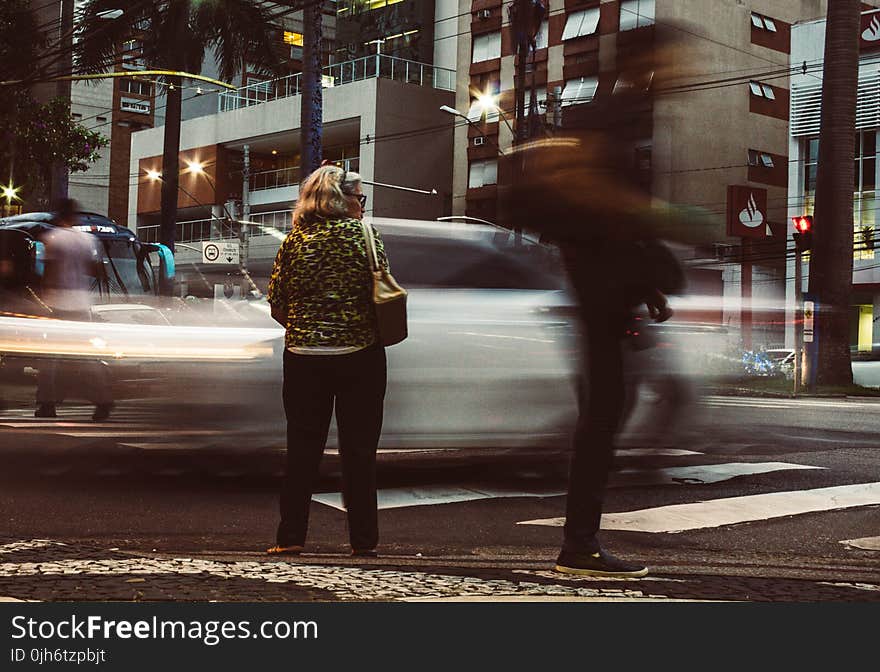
[266,544,304,556]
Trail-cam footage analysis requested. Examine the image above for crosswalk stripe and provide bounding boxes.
[314,463,820,510]
[313,486,566,511]
[618,461,823,486]
[517,482,880,533]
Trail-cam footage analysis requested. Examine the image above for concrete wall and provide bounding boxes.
[373,79,454,219]
[69,79,115,216]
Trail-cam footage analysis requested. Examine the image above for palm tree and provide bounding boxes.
[74,0,280,267]
[808,0,861,386]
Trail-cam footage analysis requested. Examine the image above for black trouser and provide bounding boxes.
[35,310,112,407]
[277,344,387,550]
[562,315,626,554]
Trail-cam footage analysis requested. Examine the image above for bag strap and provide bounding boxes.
[361,221,379,272]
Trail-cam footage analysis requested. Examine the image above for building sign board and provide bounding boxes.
[727,185,769,238]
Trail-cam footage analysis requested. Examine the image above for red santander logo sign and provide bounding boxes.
[727,185,769,239]
[860,10,880,51]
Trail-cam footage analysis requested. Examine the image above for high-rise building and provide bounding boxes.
[787,3,880,354]
[453,0,830,348]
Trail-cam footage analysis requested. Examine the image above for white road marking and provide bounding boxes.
[518,482,880,533]
[313,486,565,511]
[0,540,66,554]
[702,396,880,410]
[615,448,703,457]
[818,582,880,593]
[840,536,880,551]
[618,462,823,485]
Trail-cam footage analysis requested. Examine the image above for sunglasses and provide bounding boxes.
[356,194,367,207]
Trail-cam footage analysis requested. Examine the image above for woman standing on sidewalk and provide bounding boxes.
[266,165,389,558]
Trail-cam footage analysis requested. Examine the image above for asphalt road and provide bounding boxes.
[1,392,878,602]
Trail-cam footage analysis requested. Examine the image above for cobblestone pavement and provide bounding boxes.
[1,538,879,602]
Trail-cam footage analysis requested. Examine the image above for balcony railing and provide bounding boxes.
[250,157,358,191]
[218,54,455,112]
[138,209,294,245]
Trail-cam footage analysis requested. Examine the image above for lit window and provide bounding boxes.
[283,31,303,47]
[561,76,598,107]
[749,80,775,100]
[619,0,655,31]
[562,8,600,40]
[751,12,778,32]
[472,31,501,63]
[469,159,498,188]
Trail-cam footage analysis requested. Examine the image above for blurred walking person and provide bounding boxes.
[34,198,113,421]
[502,60,686,577]
[266,165,389,557]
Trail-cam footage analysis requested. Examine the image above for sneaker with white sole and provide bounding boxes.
[555,549,648,578]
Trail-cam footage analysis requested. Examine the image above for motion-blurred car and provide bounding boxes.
[0,218,734,451]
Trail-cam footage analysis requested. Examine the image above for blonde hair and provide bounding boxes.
[292,165,362,227]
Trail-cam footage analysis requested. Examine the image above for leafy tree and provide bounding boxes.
[74,0,281,269]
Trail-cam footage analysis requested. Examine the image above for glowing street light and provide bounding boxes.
[474,93,515,135]
[2,182,21,203]
[145,169,162,181]
[185,160,205,175]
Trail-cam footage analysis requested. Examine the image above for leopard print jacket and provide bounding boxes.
[267,217,390,350]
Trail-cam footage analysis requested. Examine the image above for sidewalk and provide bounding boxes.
[1,537,877,602]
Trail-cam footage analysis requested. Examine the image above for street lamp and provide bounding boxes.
[440,105,506,156]
[473,93,516,136]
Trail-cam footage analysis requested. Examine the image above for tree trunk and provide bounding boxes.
[299,2,323,179]
[159,77,182,259]
[808,0,860,387]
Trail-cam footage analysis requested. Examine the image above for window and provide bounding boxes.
[561,76,598,107]
[562,8,600,40]
[472,31,501,63]
[619,0,655,31]
[749,80,775,100]
[748,149,774,168]
[853,132,877,260]
[535,20,549,50]
[283,31,303,47]
[120,97,150,114]
[751,12,777,32]
[121,39,145,70]
[120,78,152,96]
[468,159,498,188]
[467,99,499,123]
[381,236,563,290]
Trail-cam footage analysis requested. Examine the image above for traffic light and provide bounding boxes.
[792,215,813,251]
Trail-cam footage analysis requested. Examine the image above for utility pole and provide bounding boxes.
[240,144,250,277]
[300,0,323,178]
[50,0,75,202]
[808,0,860,386]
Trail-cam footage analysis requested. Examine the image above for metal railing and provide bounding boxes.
[137,209,294,245]
[218,54,456,112]
[249,157,359,191]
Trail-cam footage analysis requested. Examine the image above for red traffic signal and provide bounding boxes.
[793,215,813,233]
[792,215,813,250]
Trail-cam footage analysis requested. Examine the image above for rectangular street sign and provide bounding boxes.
[202,240,239,265]
[803,300,815,343]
